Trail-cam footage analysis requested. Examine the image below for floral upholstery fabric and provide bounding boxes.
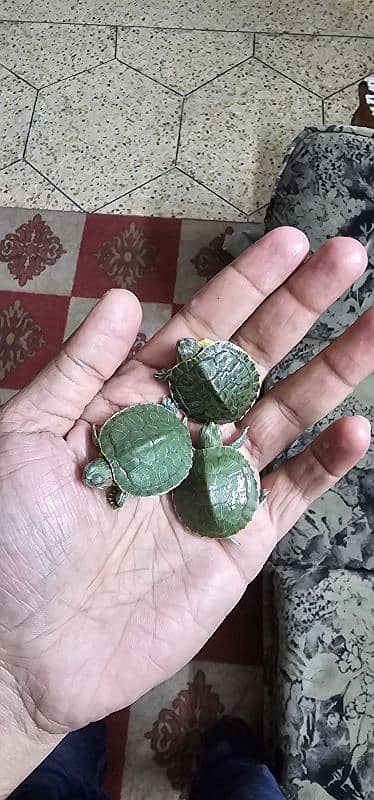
[225,124,374,800]
[265,567,374,800]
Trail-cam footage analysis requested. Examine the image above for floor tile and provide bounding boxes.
[0,207,85,293]
[0,161,81,211]
[0,22,115,88]
[26,61,181,211]
[99,168,247,220]
[324,81,360,125]
[0,67,36,170]
[0,0,372,33]
[117,28,253,94]
[178,58,322,213]
[122,661,263,799]
[255,34,374,97]
[174,219,248,304]
[74,214,181,301]
[0,290,69,388]
[0,388,17,404]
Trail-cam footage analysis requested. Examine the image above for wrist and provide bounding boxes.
[0,662,64,799]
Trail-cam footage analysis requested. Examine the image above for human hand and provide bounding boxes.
[0,228,372,785]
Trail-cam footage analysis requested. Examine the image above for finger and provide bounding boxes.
[137,227,309,367]
[242,307,374,469]
[234,237,367,375]
[1,289,142,436]
[263,415,371,541]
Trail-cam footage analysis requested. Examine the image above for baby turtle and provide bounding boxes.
[83,399,193,508]
[173,423,267,538]
[155,338,261,423]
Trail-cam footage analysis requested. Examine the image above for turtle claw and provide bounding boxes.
[259,489,269,506]
[92,424,100,447]
[107,487,128,509]
[228,537,241,547]
[155,368,170,382]
[161,396,180,416]
[232,427,249,450]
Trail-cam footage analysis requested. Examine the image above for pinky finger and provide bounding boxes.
[263,415,371,542]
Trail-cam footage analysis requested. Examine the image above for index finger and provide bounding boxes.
[137,227,309,368]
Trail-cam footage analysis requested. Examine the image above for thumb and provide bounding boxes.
[1,289,142,436]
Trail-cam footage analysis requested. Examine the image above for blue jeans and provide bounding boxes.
[9,719,286,800]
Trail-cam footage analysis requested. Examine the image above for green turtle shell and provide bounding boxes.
[98,403,193,497]
[173,445,259,538]
[168,341,260,423]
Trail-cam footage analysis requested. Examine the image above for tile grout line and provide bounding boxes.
[321,98,326,124]
[0,60,37,90]
[175,166,248,217]
[91,168,174,212]
[115,55,183,96]
[114,25,118,57]
[22,91,39,159]
[0,19,373,37]
[175,97,185,164]
[253,56,324,98]
[0,158,23,173]
[184,54,253,97]
[23,159,85,211]
[38,58,116,90]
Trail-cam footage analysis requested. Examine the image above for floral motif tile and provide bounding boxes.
[0,290,69,388]
[0,207,85,293]
[99,169,247,220]
[0,68,36,170]
[117,29,253,95]
[73,214,181,302]
[324,82,361,125]
[178,59,322,213]
[0,161,80,211]
[26,61,181,211]
[174,219,251,304]
[122,661,263,800]
[255,34,374,97]
[0,22,115,88]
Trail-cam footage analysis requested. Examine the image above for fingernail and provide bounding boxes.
[357,415,371,433]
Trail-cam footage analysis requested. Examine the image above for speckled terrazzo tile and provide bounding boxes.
[26,61,181,212]
[0,0,373,33]
[0,0,119,24]
[255,34,374,97]
[0,68,36,170]
[98,169,247,220]
[115,0,374,35]
[178,58,322,214]
[0,161,81,211]
[324,82,362,125]
[0,23,115,89]
[117,29,253,94]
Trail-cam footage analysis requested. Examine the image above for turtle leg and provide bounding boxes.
[107,487,128,509]
[154,367,171,381]
[232,427,249,450]
[92,424,100,447]
[160,395,180,415]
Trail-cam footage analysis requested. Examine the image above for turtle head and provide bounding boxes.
[84,458,113,489]
[176,338,211,361]
[198,422,222,449]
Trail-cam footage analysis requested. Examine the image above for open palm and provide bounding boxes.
[0,228,372,744]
